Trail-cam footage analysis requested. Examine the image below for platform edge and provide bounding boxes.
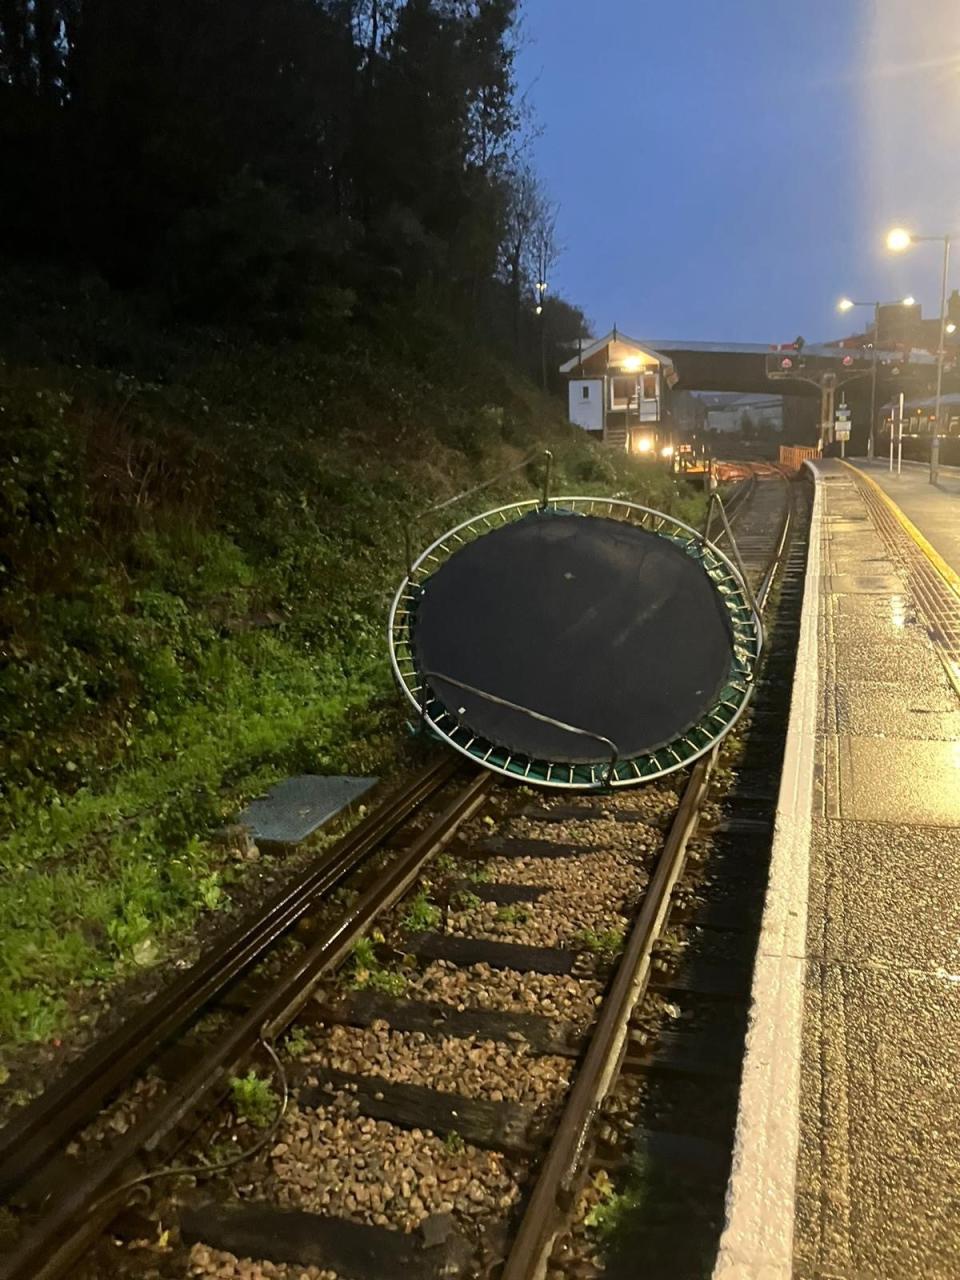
[711,462,823,1280]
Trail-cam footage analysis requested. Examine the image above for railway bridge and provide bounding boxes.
[562,328,949,454]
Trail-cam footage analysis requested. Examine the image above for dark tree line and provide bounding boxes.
[0,0,583,373]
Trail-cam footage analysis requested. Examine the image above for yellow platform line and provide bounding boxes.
[843,462,960,599]
[843,461,960,700]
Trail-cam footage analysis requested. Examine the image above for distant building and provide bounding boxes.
[559,330,677,452]
[699,393,783,434]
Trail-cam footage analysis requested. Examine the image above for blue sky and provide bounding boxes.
[514,0,960,345]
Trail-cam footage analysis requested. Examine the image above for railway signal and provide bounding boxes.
[765,337,806,378]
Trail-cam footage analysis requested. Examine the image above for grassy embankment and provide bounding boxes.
[0,264,705,1075]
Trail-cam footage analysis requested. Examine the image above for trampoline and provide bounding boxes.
[389,498,761,790]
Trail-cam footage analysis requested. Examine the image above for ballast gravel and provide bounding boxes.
[188,1246,337,1279]
[503,815,662,859]
[405,960,604,1025]
[447,865,639,950]
[265,1098,522,1233]
[303,1021,570,1108]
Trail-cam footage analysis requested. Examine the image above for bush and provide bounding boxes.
[0,262,704,1053]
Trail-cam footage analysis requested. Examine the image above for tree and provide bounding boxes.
[0,0,550,337]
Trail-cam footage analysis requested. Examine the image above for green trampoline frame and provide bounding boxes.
[388,496,762,790]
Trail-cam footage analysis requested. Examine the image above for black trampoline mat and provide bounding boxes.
[413,512,737,765]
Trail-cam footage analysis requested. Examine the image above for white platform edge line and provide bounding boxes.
[712,463,824,1280]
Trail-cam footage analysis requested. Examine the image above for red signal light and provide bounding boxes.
[779,356,794,370]
[842,354,854,366]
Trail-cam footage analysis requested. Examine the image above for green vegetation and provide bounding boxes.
[0,264,704,1057]
[453,890,482,911]
[444,1130,466,1155]
[495,904,530,925]
[583,1162,649,1237]
[282,1027,312,1060]
[229,1070,280,1129]
[401,891,441,934]
[346,937,408,998]
[573,927,626,960]
[584,1151,722,1274]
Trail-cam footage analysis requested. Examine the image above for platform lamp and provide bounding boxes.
[837,295,915,459]
[886,227,955,483]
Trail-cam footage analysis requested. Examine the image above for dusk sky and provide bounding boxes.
[516,0,960,347]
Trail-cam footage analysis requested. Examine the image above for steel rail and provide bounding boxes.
[0,756,459,1202]
[1,769,491,1280]
[500,755,712,1280]
[756,472,796,609]
[500,472,797,1280]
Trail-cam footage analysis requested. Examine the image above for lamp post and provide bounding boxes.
[535,280,547,391]
[837,295,914,459]
[886,227,954,483]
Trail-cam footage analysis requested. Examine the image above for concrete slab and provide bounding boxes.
[237,774,378,847]
[830,682,960,740]
[825,574,906,594]
[806,816,960,971]
[835,736,960,825]
[833,592,916,620]
[796,961,960,1280]
[829,613,928,648]
[831,636,948,686]
[834,640,947,691]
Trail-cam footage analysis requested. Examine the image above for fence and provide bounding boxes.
[779,445,820,473]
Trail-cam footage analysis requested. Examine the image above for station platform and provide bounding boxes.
[714,458,960,1280]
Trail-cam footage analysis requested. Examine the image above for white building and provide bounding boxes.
[559,331,677,452]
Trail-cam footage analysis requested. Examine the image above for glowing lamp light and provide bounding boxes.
[634,436,654,454]
[660,445,674,458]
[535,305,542,316]
[838,298,855,312]
[947,322,957,335]
[903,295,916,306]
[886,227,912,252]
[622,356,643,372]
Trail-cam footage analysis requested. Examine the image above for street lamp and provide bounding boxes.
[886,226,955,482]
[534,280,548,388]
[835,295,914,459]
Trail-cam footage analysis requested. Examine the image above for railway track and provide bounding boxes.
[0,470,807,1280]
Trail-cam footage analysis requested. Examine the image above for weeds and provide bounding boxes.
[453,889,482,911]
[495,904,530,925]
[282,1026,312,1059]
[401,891,440,933]
[573,927,625,960]
[444,1130,465,1154]
[229,1070,280,1128]
[583,1168,645,1236]
[346,936,408,997]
